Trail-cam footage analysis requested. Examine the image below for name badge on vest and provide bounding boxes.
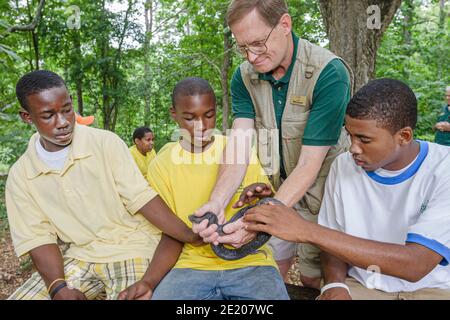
[291,96,307,107]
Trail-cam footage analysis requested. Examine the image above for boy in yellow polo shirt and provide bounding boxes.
[6,70,199,300]
[129,126,157,179]
[119,77,289,300]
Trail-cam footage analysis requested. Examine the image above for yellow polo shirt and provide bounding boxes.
[147,135,277,271]
[129,145,156,179]
[6,124,161,263]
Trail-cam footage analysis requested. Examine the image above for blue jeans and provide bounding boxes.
[152,266,289,300]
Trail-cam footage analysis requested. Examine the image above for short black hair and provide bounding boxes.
[133,126,153,142]
[16,70,67,111]
[346,78,417,133]
[171,77,216,108]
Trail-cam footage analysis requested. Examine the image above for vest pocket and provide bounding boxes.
[281,108,310,140]
[255,117,280,176]
[280,115,309,174]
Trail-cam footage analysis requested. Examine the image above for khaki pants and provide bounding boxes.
[296,205,322,279]
[267,203,322,278]
[347,278,450,300]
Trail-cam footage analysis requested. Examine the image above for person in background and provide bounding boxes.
[130,126,157,179]
[434,86,450,146]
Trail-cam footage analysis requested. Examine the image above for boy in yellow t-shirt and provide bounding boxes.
[129,126,157,179]
[119,77,289,300]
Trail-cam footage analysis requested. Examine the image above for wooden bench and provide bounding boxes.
[285,283,320,300]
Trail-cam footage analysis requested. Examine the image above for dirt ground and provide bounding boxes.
[0,233,301,300]
[0,233,32,300]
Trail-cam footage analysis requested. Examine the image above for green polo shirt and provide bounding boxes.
[435,105,450,146]
[231,33,351,147]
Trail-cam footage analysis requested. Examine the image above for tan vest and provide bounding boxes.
[240,38,354,215]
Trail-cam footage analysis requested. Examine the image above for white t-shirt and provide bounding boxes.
[318,141,450,292]
[35,137,69,171]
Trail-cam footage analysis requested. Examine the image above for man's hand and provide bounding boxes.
[317,287,352,300]
[52,287,87,300]
[217,218,256,248]
[435,121,450,132]
[233,183,273,208]
[191,200,225,245]
[243,202,310,243]
[118,280,153,300]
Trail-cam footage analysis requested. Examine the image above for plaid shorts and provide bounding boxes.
[8,257,150,300]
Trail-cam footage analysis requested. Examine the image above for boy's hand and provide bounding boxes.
[118,280,153,300]
[233,183,273,208]
[243,202,311,243]
[192,200,225,245]
[217,218,256,248]
[53,287,87,300]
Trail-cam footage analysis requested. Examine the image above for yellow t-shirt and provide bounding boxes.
[147,135,277,271]
[6,124,160,263]
[129,145,157,179]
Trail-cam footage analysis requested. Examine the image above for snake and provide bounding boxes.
[188,197,283,261]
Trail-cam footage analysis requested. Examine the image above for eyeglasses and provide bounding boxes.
[235,23,278,57]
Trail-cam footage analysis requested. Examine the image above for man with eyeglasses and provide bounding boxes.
[192,0,353,289]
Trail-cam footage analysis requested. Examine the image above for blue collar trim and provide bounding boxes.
[366,141,428,185]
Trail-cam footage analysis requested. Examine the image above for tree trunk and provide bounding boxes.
[73,30,84,115]
[99,0,133,131]
[24,0,43,70]
[401,0,414,80]
[439,0,446,28]
[31,30,39,69]
[27,32,34,71]
[100,0,111,131]
[402,0,414,46]
[143,0,154,127]
[221,21,233,132]
[319,0,402,91]
[437,0,446,79]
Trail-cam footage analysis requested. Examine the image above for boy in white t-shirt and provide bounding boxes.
[243,78,450,300]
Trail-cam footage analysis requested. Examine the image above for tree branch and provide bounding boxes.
[152,7,188,36]
[114,0,134,67]
[7,0,45,33]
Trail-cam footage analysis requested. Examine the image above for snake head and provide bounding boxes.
[188,211,218,227]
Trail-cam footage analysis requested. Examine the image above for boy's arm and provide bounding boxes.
[193,118,255,229]
[106,134,200,245]
[138,196,201,245]
[244,206,444,283]
[29,244,86,300]
[318,252,351,300]
[118,234,183,300]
